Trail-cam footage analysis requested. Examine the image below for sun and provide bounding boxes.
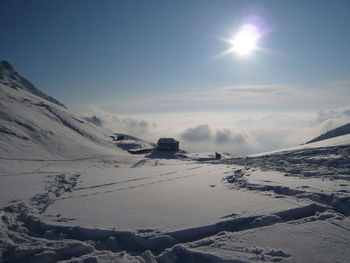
[218,24,261,58]
[232,24,259,56]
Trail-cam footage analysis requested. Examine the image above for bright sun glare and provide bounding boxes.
[232,24,259,56]
[219,24,261,58]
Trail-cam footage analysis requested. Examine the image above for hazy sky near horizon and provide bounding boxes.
[2,0,350,153]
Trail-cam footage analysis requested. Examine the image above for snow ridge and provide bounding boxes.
[307,122,350,144]
[0,60,66,109]
[0,73,125,159]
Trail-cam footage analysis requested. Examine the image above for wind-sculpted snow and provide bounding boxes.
[221,143,350,218]
[222,144,350,181]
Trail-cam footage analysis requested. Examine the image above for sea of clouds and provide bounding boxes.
[81,105,350,155]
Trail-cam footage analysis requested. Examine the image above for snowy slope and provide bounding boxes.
[306,122,350,144]
[249,133,350,157]
[0,60,66,108]
[0,62,128,160]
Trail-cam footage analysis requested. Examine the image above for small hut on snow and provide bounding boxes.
[157,138,179,151]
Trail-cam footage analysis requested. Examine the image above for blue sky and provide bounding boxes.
[2,0,350,153]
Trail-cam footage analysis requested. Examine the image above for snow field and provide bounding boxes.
[1,63,350,262]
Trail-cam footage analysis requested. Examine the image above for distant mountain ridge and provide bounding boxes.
[0,60,66,108]
[306,122,350,144]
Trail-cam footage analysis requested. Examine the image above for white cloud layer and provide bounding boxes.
[82,106,155,139]
[81,105,350,155]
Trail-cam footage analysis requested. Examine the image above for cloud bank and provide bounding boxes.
[181,124,212,142]
[81,105,350,155]
[82,106,155,140]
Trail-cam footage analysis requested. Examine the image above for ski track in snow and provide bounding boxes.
[0,174,333,263]
[64,173,200,199]
[73,171,177,192]
[62,168,206,200]
[1,146,350,262]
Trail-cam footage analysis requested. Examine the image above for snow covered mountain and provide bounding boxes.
[0,61,66,108]
[0,61,124,159]
[306,122,350,144]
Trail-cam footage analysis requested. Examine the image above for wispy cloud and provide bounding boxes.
[96,84,350,114]
[324,80,350,88]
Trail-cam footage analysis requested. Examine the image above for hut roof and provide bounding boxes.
[157,138,179,144]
